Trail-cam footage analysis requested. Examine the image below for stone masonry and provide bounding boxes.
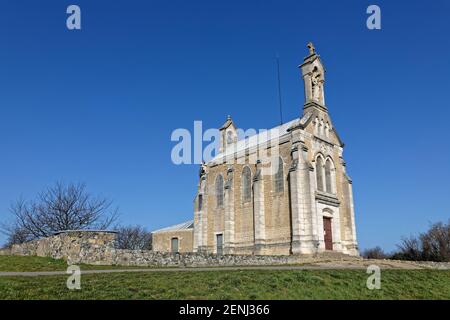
[0,230,356,267]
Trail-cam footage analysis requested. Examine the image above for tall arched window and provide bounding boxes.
[215,174,224,207]
[274,157,284,193]
[325,159,332,193]
[242,166,252,202]
[316,156,324,191]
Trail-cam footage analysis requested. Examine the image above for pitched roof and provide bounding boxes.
[208,117,300,164]
[220,115,235,130]
[151,220,194,233]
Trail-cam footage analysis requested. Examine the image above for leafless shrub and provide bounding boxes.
[362,246,388,259]
[114,225,152,250]
[393,220,450,262]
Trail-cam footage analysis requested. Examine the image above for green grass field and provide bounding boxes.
[0,256,449,299]
[0,255,163,272]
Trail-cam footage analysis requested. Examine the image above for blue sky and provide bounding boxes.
[0,0,449,251]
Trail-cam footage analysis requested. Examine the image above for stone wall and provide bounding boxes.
[0,230,355,267]
[112,250,302,267]
[0,230,117,265]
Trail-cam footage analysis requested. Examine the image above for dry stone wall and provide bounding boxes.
[0,230,351,267]
[0,231,117,265]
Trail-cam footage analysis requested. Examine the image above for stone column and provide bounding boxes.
[308,165,319,247]
[289,131,316,254]
[224,166,235,254]
[340,156,359,255]
[193,194,202,253]
[303,73,312,103]
[346,177,358,255]
[253,160,266,255]
[198,174,209,252]
[193,206,200,252]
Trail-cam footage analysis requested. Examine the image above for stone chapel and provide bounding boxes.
[152,43,359,256]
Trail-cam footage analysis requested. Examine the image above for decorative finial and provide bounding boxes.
[307,42,315,55]
[227,115,231,120]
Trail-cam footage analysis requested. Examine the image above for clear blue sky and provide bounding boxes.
[0,0,449,251]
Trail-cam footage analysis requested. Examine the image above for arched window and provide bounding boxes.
[316,156,324,191]
[215,174,224,207]
[325,159,332,193]
[242,166,252,202]
[274,157,284,193]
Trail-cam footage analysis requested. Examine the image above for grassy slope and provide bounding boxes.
[0,269,449,300]
[0,256,161,272]
[0,256,69,272]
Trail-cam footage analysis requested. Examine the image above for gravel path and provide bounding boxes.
[1,259,448,277]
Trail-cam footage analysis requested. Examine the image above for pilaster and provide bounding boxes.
[224,166,235,254]
[289,130,317,254]
[253,160,266,255]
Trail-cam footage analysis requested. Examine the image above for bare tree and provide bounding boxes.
[394,236,422,261]
[1,182,119,243]
[393,220,450,262]
[419,221,450,262]
[115,225,152,250]
[2,226,34,248]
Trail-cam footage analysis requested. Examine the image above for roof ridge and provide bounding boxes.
[152,220,194,233]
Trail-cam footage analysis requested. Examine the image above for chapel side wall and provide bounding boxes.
[205,165,227,253]
[262,142,293,255]
[203,141,294,256]
[232,162,256,255]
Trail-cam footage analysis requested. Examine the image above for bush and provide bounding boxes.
[114,225,152,250]
[362,246,388,259]
[394,220,450,262]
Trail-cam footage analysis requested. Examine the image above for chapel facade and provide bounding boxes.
[153,43,359,256]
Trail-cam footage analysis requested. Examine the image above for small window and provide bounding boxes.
[216,234,223,256]
[226,131,233,144]
[242,167,252,202]
[274,157,284,193]
[198,194,203,211]
[171,238,179,253]
[215,174,224,207]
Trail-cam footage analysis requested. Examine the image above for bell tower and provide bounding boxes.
[299,42,327,114]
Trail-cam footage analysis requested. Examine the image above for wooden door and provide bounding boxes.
[323,217,333,250]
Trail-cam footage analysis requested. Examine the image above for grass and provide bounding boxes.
[0,255,69,272]
[0,255,449,299]
[0,269,449,299]
[0,255,163,272]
